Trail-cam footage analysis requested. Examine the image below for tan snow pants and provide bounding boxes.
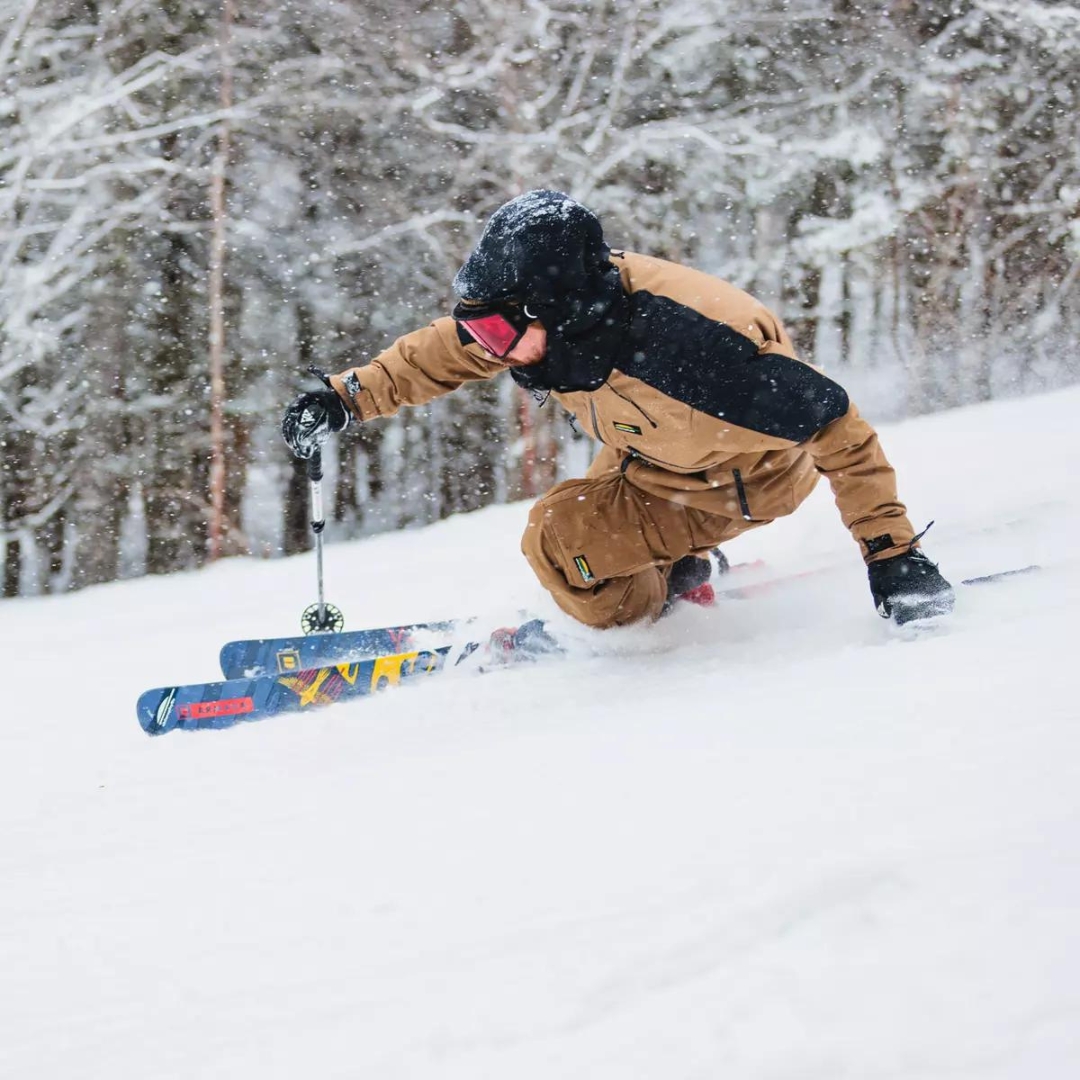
[521,466,758,629]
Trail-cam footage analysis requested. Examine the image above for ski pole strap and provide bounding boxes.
[307,448,325,534]
[308,364,334,390]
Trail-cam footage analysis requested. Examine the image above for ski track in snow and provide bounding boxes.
[1,388,1079,1078]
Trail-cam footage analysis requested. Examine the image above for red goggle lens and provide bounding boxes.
[459,313,524,358]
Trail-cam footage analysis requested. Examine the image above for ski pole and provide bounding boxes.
[300,446,344,634]
[310,447,327,625]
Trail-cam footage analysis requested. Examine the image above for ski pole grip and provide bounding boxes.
[307,448,325,533]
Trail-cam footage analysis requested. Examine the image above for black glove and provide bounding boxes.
[868,547,955,625]
[281,387,349,459]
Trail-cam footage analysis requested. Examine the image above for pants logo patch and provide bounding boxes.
[574,555,595,583]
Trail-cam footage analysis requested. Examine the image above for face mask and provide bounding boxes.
[510,268,629,393]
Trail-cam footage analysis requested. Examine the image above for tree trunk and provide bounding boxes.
[283,455,311,556]
[334,433,358,526]
[144,219,205,575]
[2,536,20,600]
[207,0,235,561]
[283,299,318,554]
[1,384,33,598]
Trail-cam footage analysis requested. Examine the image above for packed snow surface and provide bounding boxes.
[2,388,1078,1078]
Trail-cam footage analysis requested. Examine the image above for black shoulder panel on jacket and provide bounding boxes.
[619,292,850,442]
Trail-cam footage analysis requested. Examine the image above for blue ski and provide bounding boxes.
[141,642,469,736]
[219,619,461,680]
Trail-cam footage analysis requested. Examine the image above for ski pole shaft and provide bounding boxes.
[307,447,327,626]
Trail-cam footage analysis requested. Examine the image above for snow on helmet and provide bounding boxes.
[453,189,610,311]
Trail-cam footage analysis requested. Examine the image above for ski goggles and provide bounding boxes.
[452,298,538,358]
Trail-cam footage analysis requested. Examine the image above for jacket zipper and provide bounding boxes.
[733,468,755,521]
[588,399,604,444]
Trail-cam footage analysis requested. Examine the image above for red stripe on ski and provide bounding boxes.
[178,697,255,720]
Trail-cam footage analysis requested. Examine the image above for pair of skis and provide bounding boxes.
[136,558,764,736]
[138,619,483,736]
[135,563,1041,737]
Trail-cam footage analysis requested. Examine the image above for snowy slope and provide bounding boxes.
[1,388,1078,1079]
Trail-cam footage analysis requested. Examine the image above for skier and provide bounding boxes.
[282,189,954,633]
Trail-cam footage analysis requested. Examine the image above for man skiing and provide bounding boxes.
[282,189,954,632]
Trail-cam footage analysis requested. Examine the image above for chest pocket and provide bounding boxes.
[589,383,705,472]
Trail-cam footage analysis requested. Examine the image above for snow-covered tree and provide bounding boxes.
[1,0,1077,596]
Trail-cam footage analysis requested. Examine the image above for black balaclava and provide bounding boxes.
[452,190,630,392]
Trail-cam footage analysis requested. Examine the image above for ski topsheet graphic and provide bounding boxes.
[139,644,461,735]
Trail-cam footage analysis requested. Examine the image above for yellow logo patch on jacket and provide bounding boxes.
[574,555,595,583]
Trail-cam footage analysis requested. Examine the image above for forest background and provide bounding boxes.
[1,0,1077,597]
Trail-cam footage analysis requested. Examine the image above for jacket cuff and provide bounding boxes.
[329,369,381,422]
[860,530,917,563]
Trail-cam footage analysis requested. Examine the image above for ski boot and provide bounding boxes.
[485,618,563,663]
[662,554,717,613]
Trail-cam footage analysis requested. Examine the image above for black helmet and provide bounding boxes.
[454,190,610,312]
[453,190,628,391]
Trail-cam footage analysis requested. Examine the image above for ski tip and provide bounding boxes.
[137,687,181,736]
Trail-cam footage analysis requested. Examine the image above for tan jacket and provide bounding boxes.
[329,252,916,561]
